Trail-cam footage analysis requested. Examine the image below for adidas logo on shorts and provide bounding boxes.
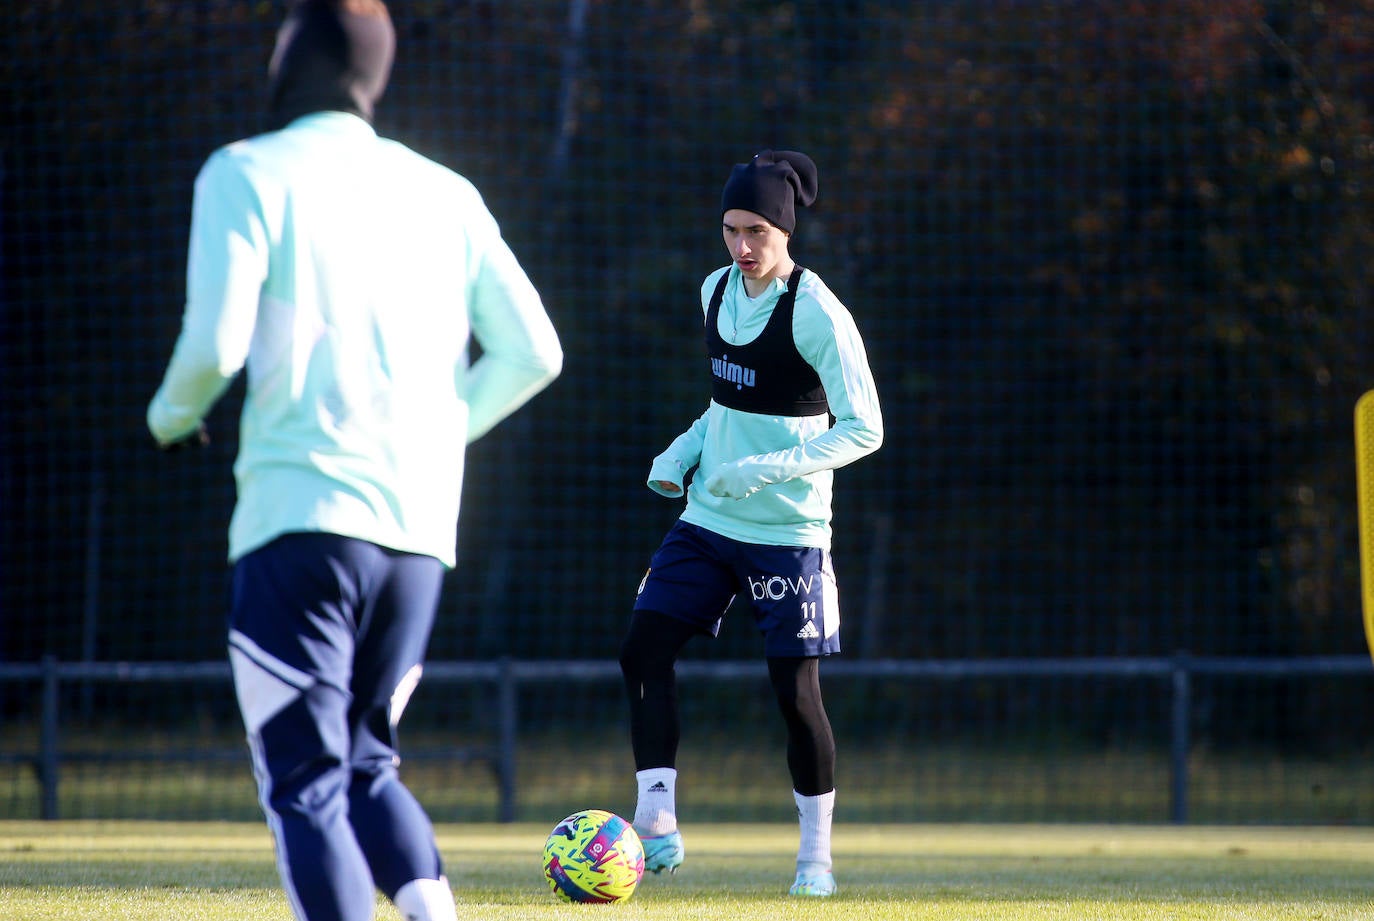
[796,621,820,640]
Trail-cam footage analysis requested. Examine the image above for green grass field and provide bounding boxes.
[3,820,1373,920]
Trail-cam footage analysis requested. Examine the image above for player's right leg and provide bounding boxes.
[623,522,741,874]
[344,543,455,921]
[619,610,697,873]
[623,522,740,875]
[228,533,376,921]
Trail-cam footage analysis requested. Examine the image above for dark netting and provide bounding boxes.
[4,0,1374,822]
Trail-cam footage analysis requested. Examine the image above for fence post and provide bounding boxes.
[1169,652,1191,824]
[497,657,518,823]
[40,655,60,820]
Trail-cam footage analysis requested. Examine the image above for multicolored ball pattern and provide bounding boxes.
[542,809,646,903]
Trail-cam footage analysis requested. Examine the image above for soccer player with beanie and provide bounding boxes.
[619,150,884,896]
[146,3,562,919]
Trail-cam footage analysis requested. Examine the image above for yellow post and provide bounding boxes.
[1354,392,1374,662]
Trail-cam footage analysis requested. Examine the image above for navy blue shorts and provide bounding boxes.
[634,520,840,657]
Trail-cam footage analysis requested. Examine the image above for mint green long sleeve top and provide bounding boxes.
[147,113,563,567]
[647,265,883,550]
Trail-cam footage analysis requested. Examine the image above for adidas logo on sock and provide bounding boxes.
[796,621,820,639]
[648,781,669,793]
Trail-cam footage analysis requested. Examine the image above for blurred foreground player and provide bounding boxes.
[146,3,562,919]
[619,150,883,896]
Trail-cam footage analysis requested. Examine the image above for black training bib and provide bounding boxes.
[705,266,829,417]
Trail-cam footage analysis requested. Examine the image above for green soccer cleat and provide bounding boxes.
[639,830,684,874]
[789,864,836,897]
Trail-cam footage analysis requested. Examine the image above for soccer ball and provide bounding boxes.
[542,808,645,903]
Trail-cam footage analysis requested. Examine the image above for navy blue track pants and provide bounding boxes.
[228,532,445,921]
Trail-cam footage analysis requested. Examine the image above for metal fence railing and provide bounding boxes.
[3,655,1370,824]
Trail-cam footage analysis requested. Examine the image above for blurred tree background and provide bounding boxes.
[4,1,1374,724]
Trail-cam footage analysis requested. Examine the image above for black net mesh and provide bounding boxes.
[4,0,1374,823]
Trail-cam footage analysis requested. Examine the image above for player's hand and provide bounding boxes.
[652,479,682,495]
[703,462,763,500]
[159,423,209,452]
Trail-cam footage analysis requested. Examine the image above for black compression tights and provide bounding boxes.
[619,610,697,771]
[767,655,836,796]
[619,610,836,796]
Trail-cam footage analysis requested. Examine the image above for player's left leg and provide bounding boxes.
[767,656,837,896]
[766,656,836,797]
[228,533,380,921]
[747,543,840,896]
[344,545,455,921]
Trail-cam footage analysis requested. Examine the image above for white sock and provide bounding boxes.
[633,767,678,836]
[393,877,456,921]
[794,788,835,871]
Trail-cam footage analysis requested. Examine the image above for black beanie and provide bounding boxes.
[720,150,819,234]
[267,0,396,130]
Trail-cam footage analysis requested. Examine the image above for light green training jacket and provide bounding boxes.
[647,265,883,550]
[147,113,563,567]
